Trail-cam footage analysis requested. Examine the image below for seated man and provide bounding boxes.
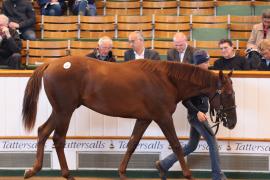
[2,0,36,40]
[38,0,67,16]
[256,39,270,70]
[212,39,249,70]
[124,31,160,61]
[167,32,195,64]
[87,36,116,62]
[72,0,96,16]
[246,9,270,69]
[0,14,22,69]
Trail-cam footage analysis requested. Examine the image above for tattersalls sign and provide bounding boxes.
[1,139,270,154]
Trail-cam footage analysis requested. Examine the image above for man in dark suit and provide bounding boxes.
[167,32,195,64]
[124,31,160,61]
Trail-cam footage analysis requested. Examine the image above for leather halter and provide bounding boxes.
[209,85,236,135]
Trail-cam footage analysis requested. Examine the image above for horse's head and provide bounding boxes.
[209,71,237,130]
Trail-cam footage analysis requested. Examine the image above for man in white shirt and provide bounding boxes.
[167,32,195,63]
[124,31,160,61]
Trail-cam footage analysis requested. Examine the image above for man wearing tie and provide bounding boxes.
[167,32,195,64]
[257,39,270,71]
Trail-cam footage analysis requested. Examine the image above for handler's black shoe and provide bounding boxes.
[155,160,167,180]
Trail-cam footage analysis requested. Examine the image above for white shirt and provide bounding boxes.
[266,60,270,66]
[179,44,187,62]
[134,49,145,59]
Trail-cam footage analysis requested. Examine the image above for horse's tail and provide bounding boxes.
[22,63,49,132]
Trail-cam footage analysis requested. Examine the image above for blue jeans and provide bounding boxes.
[159,115,227,180]
[20,29,36,40]
[72,1,96,16]
[41,4,63,16]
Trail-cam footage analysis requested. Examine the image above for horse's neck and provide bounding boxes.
[175,72,218,101]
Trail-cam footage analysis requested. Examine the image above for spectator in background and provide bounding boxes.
[213,39,249,70]
[38,0,67,16]
[156,49,227,180]
[124,31,160,61]
[2,0,36,40]
[167,32,195,64]
[247,9,270,69]
[87,36,116,62]
[0,14,22,69]
[72,0,96,16]
[256,39,270,70]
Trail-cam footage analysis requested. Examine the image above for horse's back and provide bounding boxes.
[41,57,178,119]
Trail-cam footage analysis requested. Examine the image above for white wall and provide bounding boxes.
[0,76,269,139]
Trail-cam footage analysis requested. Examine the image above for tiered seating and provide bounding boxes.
[253,0,270,16]
[117,15,153,39]
[154,15,190,40]
[191,16,229,41]
[41,15,78,39]
[10,0,270,68]
[105,0,141,16]
[216,1,253,16]
[179,1,215,16]
[79,15,115,39]
[25,40,69,67]
[96,0,105,15]
[229,16,260,41]
[142,0,178,15]
[153,40,173,60]
[35,15,42,39]
[69,40,96,56]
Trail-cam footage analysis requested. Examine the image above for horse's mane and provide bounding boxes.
[134,60,218,88]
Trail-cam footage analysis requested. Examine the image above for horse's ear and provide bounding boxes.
[219,70,225,81]
[228,70,233,78]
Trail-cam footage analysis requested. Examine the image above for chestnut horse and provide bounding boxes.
[22,56,237,180]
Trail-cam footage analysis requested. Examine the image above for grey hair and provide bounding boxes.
[0,14,9,25]
[98,36,113,46]
[262,9,270,18]
[133,31,144,41]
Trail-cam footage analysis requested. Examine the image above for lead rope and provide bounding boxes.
[209,107,221,135]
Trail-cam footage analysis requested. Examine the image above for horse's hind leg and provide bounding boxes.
[119,119,151,180]
[52,111,74,180]
[157,117,193,180]
[24,113,56,179]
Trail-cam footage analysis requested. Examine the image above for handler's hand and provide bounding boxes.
[197,111,207,122]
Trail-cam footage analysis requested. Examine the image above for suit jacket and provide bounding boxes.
[167,45,195,64]
[247,23,270,50]
[258,59,270,71]
[124,48,160,61]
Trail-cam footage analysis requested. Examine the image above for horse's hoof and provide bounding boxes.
[24,169,35,179]
[67,176,75,180]
[119,174,127,180]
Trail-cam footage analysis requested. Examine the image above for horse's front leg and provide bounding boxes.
[157,117,194,180]
[24,114,55,179]
[119,119,151,179]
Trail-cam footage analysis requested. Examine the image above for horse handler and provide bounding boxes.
[156,49,227,180]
